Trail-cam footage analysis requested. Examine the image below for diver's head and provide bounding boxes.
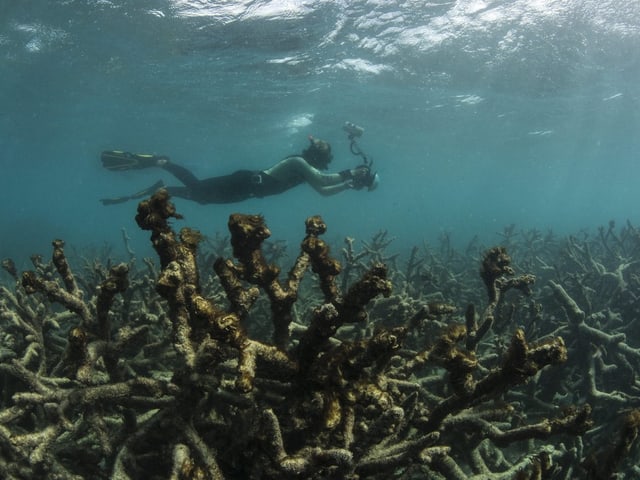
[302,136,333,170]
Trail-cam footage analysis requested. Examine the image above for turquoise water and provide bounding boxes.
[1,0,639,264]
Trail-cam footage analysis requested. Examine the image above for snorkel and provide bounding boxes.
[343,122,379,191]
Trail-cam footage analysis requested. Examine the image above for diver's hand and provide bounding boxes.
[348,165,369,190]
[339,165,377,191]
[351,165,378,191]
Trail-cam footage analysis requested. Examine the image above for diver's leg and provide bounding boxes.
[192,170,256,203]
[146,170,256,204]
[100,180,165,206]
[163,186,194,201]
[161,163,201,188]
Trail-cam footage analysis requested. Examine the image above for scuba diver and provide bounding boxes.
[100,130,378,206]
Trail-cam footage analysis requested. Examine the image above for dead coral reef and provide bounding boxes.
[0,193,638,479]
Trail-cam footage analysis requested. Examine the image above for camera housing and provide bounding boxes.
[343,122,364,138]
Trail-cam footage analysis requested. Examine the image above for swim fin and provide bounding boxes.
[101,151,168,171]
[100,180,165,206]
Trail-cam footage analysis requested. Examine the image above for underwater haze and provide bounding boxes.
[1,0,639,263]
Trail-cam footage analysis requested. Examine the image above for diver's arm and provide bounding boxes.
[315,182,354,196]
[264,156,349,191]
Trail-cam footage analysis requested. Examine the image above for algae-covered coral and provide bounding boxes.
[1,191,640,479]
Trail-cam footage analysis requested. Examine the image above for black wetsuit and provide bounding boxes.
[162,162,303,204]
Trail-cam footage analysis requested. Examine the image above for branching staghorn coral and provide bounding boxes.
[0,241,170,479]
[2,193,637,479]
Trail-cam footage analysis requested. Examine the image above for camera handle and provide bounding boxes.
[343,121,371,166]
